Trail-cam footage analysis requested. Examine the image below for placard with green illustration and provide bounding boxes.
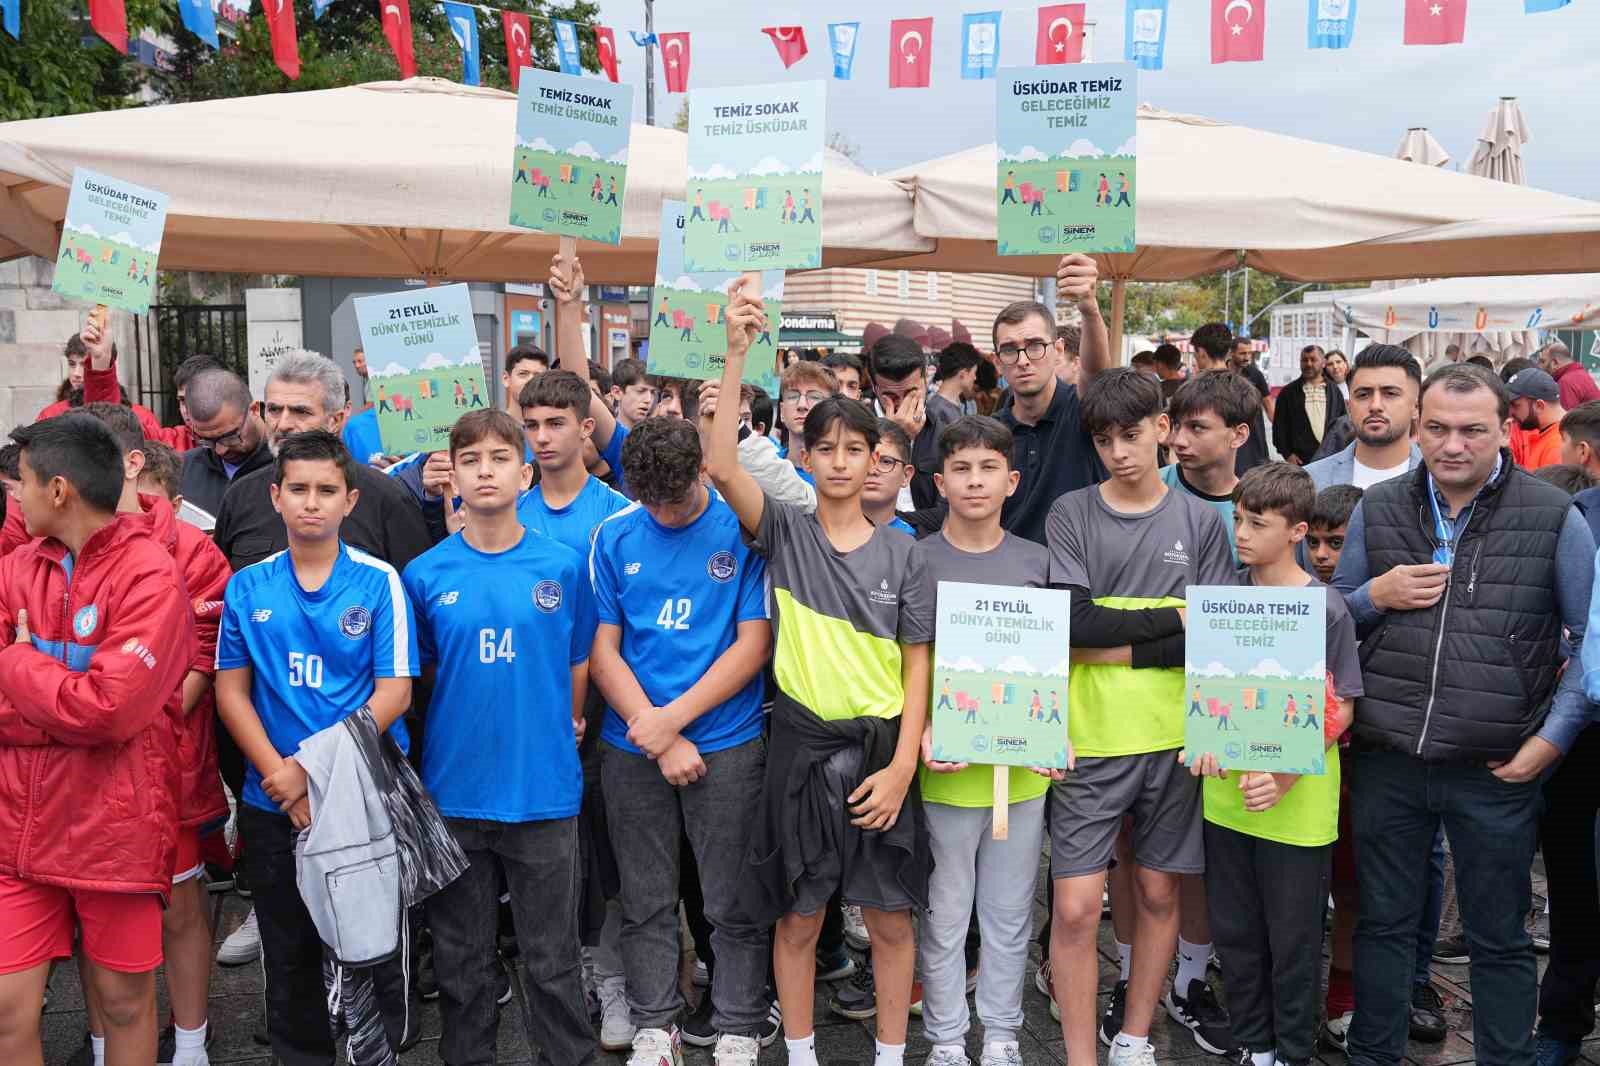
[684,80,824,273]
[996,62,1136,256]
[931,581,1071,769]
[355,283,488,455]
[510,67,632,244]
[1184,584,1330,775]
[52,168,169,314]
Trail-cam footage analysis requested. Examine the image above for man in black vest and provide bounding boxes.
[1332,364,1596,1066]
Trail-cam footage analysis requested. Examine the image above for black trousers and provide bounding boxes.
[1538,725,1600,1042]
[1204,820,1330,1063]
[241,806,412,1066]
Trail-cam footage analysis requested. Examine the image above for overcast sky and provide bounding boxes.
[593,0,1596,200]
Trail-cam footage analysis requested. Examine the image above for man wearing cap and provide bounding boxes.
[1507,367,1566,470]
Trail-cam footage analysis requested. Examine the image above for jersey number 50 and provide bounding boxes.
[288,652,324,689]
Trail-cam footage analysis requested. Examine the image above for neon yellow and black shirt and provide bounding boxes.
[749,494,927,720]
[1047,484,1236,757]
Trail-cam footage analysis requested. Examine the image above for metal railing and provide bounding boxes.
[130,304,248,424]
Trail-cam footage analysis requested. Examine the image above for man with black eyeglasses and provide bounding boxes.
[990,254,1112,546]
[179,367,273,516]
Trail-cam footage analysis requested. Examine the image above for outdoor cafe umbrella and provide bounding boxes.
[0,78,929,284]
[873,106,1597,354]
[1332,273,1600,345]
[1465,97,1538,356]
[1394,127,1452,169]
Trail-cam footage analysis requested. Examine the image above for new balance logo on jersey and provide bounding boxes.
[623,562,642,576]
[437,591,460,606]
[250,609,273,623]
[1163,539,1191,566]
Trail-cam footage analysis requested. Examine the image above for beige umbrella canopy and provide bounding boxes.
[1393,127,1452,168]
[1469,97,1530,186]
[0,78,929,284]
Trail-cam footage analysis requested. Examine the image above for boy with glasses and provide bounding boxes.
[864,420,916,536]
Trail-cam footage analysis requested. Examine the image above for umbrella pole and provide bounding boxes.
[1109,277,1127,366]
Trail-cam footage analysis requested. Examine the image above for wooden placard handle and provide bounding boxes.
[992,765,1009,840]
[558,235,577,260]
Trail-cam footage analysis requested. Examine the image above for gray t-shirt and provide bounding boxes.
[1047,483,1237,601]
[749,494,928,720]
[902,531,1053,644]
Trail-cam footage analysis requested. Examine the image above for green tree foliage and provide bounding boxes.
[0,0,166,119]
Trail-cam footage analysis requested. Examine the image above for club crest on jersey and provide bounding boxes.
[706,551,737,583]
[72,604,98,639]
[339,605,372,639]
[534,580,563,613]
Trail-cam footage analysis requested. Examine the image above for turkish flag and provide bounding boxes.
[595,25,619,82]
[88,0,127,52]
[762,26,808,68]
[1035,4,1085,64]
[1404,0,1467,45]
[888,17,933,88]
[660,31,690,93]
[1211,0,1266,63]
[379,0,416,79]
[502,12,531,89]
[264,0,300,79]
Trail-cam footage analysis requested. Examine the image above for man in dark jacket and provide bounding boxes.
[1332,363,1595,1066]
[179,368,273,518]
[1273,344,1348,466]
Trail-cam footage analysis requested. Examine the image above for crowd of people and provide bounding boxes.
[0,252,1596,1066]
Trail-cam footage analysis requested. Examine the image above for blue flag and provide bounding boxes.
[2,0,19,40]
[827,22,859,79]
[629,30,656,47]
[178,0,218,48]
[312,0,333,17]
[1307,0,1357,49]
[1525,0,1570,10]
[442,1,479,86]
[1124,0,1168,71]
[553,18,581,75]
[960,12,1001,80]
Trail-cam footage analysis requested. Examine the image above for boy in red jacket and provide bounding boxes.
[67,409,230,1066]
[0,414,193,1066]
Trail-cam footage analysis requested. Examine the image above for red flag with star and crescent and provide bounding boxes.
[1211,0,1266,63]
[660,31,691,92]
[88,0,127,52]
[264,0,300,79]
[762,26,809,68]
[502,11,531,89]
[888,17,933,88]
[379,0,415,78]
[1404,0,1466,45]
[1035,4,1085,64]
[595,25,620,82]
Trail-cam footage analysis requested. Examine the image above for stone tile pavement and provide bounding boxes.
[36,859,1594,1065]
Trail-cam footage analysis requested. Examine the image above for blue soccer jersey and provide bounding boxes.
[599,423,631,499]
[403,528,596,822]
[342,407,384,465]
[516,475,630,558]
[215,544,419,813]
[590,492,769,756]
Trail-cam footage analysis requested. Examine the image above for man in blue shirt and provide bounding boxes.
[213,430,419,1066]
[589,417,772,1066]
[401,409,597,1066]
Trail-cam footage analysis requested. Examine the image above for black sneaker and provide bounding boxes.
[758,998,782,1048]
[1409,983,1448,1043]
[496,956,514,1007]
[1430,936,1469,965]
[1098,980,1128,1047]
[681,994,718,1048]
[1164,977,1238,1057]
[418,938,439,1000]
[156,1022,215,1064]
[829,965,877,1020]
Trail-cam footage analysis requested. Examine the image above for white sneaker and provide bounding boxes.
[1108,1040,1159,1066]
[215,908,260,966]
[842,903,871,950]
[625,1026,682,1066]
[981,1042,1024,1066]
[599,975,636,1052]
[927,1046,972,1066]
[712,1033,759,1066]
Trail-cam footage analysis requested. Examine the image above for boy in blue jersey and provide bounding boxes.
[589,416,773,1066]
[864,419,917,537]
[402,409,597,1066]
[547,253,635,499]
[213,431,419,1066]
[516,370,631,553]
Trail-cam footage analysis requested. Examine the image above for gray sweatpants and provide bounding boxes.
[602,737,770,1036]
[919,795,1047,1047]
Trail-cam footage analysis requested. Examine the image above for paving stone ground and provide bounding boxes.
[37,856,1595,1065]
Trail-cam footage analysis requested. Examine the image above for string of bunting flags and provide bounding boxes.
[0,0,1580,82]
